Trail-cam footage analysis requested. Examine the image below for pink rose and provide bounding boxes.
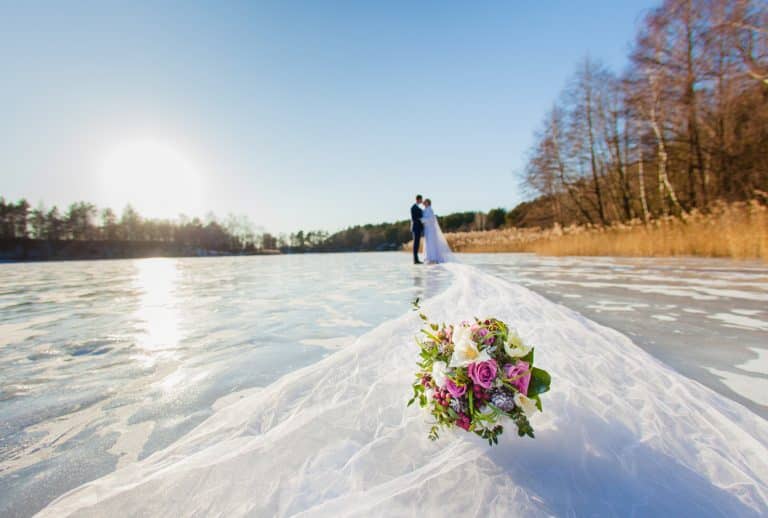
[505,360,531,396]
[467,359,498,389]
[445,378,467,398]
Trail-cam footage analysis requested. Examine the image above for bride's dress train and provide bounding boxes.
[39,265,768,517]
[422,207,453,264]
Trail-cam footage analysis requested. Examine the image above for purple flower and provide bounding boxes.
[475,327,495,345]
[467,359,498,389]
[505,360,531,396]
[445,378,467,398]
[456,413,471,431]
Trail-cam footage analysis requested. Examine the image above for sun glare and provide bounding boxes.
[132,258,182,358]
[101,139,204,219]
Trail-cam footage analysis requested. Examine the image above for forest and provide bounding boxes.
[521,0,767,227]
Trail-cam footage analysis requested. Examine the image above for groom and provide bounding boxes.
[410,194,424,264]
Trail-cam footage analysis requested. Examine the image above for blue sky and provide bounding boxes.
[0,1,657,233]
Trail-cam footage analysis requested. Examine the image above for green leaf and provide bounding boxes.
[527,367,551,396]
[521,347,534,365]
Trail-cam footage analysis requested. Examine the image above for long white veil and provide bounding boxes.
[37,264,768,517]
[423,207,455,264]
[432,215,455,263]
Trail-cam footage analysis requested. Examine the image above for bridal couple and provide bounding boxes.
[410,194,453,264]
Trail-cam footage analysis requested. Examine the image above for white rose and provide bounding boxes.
[449,325,490,367]
[431,361,448,387]
[504,330,531,358]
[514,392,538,416]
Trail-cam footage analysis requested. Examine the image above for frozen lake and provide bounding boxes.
[461,254,768,419]
[0,253,766,516]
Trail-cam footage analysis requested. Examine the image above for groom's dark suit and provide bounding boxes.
[411,203,423,264]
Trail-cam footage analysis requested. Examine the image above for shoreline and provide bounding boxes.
[0,237,284,262]
[408,202,768,262]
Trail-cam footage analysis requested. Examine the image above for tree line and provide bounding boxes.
[0,198,263,252]
[523,0,767,228]
[282,209,510,252]
[1,196,516,255]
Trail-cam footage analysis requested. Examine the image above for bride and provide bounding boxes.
[421,199,453,264]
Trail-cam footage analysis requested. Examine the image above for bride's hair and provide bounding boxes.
[424,198,432,206]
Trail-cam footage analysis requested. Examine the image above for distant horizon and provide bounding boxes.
[1,1,657,233]
[0,192,509,237]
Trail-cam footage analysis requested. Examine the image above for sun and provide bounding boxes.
[101,139,204,219]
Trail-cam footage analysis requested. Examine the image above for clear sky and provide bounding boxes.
[0,1,657,234]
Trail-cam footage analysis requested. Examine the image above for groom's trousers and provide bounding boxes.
[412,230,422,263]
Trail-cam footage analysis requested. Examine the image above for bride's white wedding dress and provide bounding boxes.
[38,265,768,517]
[421,206,453,264]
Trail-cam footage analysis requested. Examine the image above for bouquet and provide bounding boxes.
[408,301,551,445]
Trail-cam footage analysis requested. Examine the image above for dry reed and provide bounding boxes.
[406,202,767,261]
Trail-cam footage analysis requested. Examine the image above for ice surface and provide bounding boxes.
[2,253,766,516]
[0,255,453,517]
[710,312,768,331]
[740,347,768,375]
[35,264,768,517]
[465,254,768,418]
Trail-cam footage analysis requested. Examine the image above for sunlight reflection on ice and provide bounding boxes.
[133,259,182,359]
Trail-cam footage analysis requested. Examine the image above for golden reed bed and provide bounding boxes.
[407,202,768,261]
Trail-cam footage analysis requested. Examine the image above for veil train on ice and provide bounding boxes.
[38,264,768,517]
